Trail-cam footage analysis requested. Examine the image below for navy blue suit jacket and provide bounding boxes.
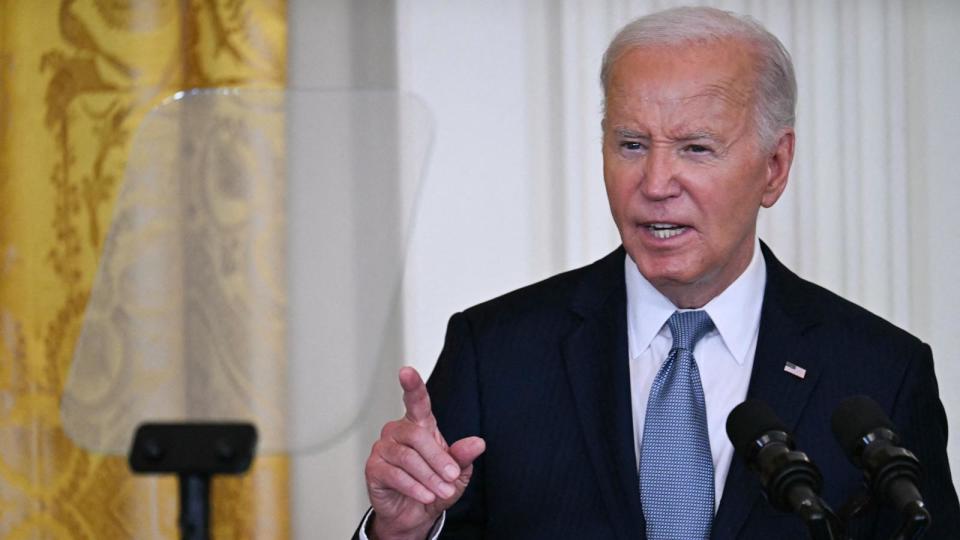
[414,243,960,539]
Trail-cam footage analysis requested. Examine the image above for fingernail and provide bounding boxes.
[439,482,455,498]
[444,464,460,480]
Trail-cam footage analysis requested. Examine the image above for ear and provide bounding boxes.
[760,129,795,208]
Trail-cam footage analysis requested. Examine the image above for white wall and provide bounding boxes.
[396,0,615,379]
[287,1,401,537]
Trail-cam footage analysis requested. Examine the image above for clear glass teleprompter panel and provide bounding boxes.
[61,88,432,454]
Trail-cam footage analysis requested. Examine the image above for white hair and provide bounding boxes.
[600,6,797,149]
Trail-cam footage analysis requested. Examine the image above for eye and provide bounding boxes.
[620,141,646,152]
[684,144,711,154]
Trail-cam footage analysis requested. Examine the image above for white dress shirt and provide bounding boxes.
[626,238,766,509]
[362,239,766,537]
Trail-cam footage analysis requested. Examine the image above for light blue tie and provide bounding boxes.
[640,310,715,539]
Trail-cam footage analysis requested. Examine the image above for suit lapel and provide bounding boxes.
[713,242,825,538]
[562,248,645,540]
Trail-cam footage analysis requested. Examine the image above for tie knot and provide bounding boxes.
[667,310,714,352]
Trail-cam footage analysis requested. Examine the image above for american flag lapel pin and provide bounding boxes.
[784,361,807,379]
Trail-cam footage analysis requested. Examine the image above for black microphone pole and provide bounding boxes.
[727,400,846,540]
[831,395,931,540]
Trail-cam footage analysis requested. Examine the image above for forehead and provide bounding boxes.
[604,39,758,124]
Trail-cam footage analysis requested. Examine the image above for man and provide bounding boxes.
[357,7,959,539]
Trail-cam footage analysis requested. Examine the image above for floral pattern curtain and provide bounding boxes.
[0,1,289,537]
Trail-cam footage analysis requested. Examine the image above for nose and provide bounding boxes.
[639,147,680,200]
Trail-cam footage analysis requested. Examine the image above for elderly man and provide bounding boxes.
[357,6,959,539]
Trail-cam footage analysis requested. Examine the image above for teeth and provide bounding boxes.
[647,224,686,239]
[651,228,685,239]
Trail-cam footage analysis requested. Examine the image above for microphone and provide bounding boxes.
[831,395,931,534]
[726,400,834,531]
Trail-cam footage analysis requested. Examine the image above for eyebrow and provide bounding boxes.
[613,128,648,138]
[675,130,721,142]
[612,127,721,142]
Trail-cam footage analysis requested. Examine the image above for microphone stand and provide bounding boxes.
[835,488,930,540]
[892,507,930,540]
[788,491,846,540]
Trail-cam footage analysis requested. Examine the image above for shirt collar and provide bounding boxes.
[624,238,767,365]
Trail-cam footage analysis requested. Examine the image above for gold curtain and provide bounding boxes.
[0,1,289,537]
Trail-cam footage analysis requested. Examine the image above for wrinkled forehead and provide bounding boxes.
[605,84,752,117]
[604,40,759,118]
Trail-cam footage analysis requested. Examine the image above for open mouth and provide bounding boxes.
[646,223,688,239]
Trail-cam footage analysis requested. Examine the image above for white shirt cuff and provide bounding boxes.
[358,508,445,540]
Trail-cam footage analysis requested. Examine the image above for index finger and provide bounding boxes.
[399,366,435,427]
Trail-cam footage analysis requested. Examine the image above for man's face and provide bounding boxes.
[602,39,793,307]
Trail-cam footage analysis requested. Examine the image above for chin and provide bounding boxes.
[630,252,702,288]
[644,269,701,290]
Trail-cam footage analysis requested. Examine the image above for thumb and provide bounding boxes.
[422,437,485,515]
[448,436,485,476]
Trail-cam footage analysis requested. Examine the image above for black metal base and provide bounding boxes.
[128,422,258,540]
[179,473,211,540]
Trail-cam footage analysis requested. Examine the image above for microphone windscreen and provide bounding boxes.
[726,399,788,457]
[831,395,895,459]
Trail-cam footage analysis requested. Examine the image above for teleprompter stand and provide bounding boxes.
[61,88,436,538]
[129,422,257,540]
